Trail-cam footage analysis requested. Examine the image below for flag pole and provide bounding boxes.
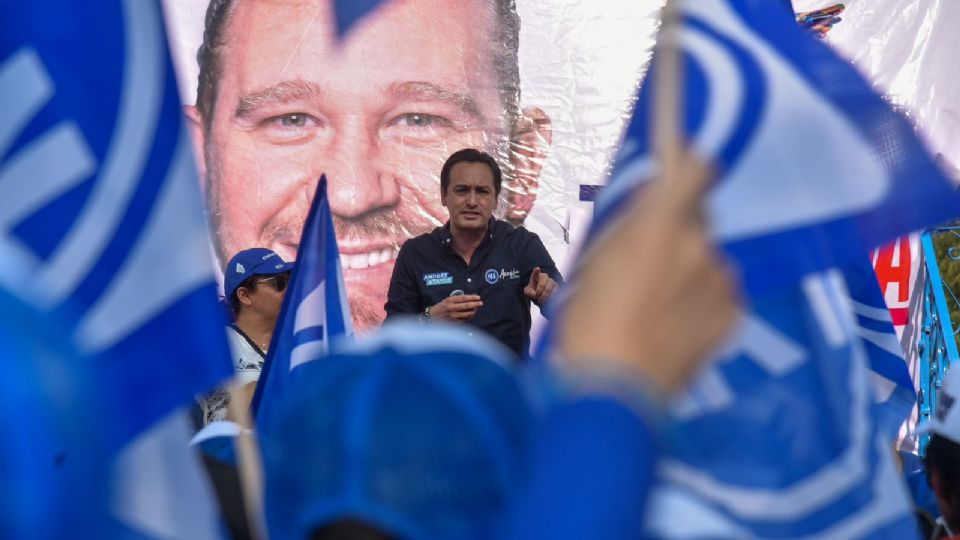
[653,0,684,170]
[229,383,268,539]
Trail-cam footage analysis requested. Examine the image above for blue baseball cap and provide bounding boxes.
[223,248,294,300]
[260,322,534,540]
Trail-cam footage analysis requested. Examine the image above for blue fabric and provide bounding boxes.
[623,273,918,538]
[597,0,960,296]
[550,1,947,535]
[251,177,353,423]
[333,0,386,37]
[0,0,233,452]
[260,323,532,540]
[842,256,917,440]
[0,290,106,539]
[500,397,659,540]
[1,2,233,537]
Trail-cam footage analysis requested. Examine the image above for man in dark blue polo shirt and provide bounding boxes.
[384,148,562,359]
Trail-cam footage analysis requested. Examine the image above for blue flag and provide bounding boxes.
[647,272,918,538]
[0,0,232,452]
[842,257,917,441]
[554,0,941,536]
[333,0,387,37]
[1,1,233,536]
[0,288,106,539]
[252,176,353,422]
[599,0,960,294]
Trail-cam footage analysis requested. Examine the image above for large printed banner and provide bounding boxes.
[163,0,960,339]
[161,0,665,333]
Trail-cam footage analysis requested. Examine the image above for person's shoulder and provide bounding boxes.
[225,325,244,344]
[400,227,443,251]
[495,220,543,245]
[493,219,530,237]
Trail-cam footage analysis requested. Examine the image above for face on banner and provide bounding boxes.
[184,0,552,332]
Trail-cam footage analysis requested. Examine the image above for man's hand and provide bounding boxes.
[430,294,483,323]
[524,267,557,304]
[558,150,740,395]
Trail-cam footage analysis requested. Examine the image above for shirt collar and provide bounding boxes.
[441,218,496,250]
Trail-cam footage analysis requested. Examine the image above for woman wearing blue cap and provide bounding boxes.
[199,247,293,427]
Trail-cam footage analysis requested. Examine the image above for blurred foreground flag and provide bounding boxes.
[577,0,939,536]
[651,271,918,538]
[1,1,233,538]
[842,256,916,441]
[252,177,353,424]
[599,0,960,294]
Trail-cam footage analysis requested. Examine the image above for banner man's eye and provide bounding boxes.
[395,113,452,129]
[280,113,309,127]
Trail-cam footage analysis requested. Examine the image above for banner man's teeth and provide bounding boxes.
[339,248,398,270]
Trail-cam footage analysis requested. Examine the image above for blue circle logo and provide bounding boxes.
[484,269,499,284]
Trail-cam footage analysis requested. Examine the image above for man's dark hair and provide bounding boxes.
[926,434,960,529]
[195,0,522,134]
[440,148,503,196]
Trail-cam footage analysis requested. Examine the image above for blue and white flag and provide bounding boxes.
[652,272,918,538]
[568,0,938,536]
[252,176,353,422]
[599,0,960,294]
[842,256,917,441]
[1,1,232,537]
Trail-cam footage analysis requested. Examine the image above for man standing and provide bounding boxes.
[384,149,560,359]
[185,0,552,332]
[199,247,292,426]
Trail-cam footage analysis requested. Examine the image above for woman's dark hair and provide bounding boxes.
[227,274,261,318]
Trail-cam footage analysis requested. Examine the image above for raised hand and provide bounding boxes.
[558,150,740,394]
[524,267,557,304]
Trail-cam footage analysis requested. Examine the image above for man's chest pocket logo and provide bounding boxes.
[423,272,453,286]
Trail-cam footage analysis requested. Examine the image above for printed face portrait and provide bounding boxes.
[186,0,552,332]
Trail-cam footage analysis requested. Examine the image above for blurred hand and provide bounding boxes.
[558,150,740,394]
[430,294,483,323]
[524,267,557,304]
